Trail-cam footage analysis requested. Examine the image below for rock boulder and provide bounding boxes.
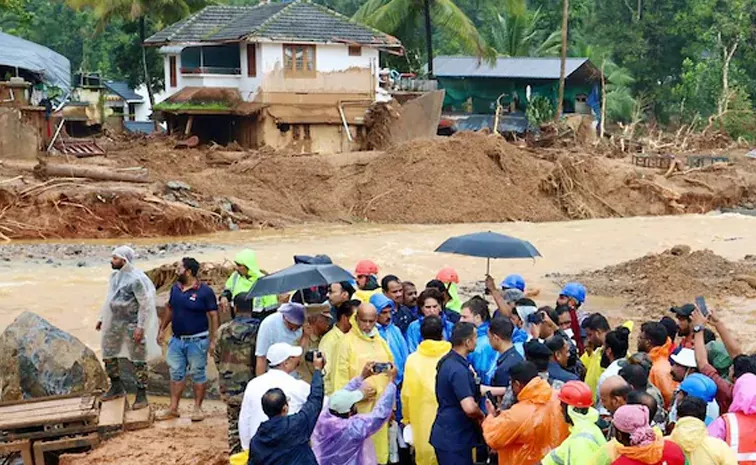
[0,312,107,400]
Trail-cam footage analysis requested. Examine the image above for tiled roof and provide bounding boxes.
[145,0,400,47]
[433,56,593,79]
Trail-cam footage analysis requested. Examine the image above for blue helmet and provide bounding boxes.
[501,274,526,291]
[680,373,717,402]
[560,282,586,305]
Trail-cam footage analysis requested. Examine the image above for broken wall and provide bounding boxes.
[258,113,361,154]
[0,107,39,158]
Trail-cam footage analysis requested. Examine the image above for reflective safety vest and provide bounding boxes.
[724,412,756,465]
[547,432,602,465]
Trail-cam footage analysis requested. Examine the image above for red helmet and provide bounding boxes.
[355,259,379,276]
[558,381,593,408]
[436,267,459,284]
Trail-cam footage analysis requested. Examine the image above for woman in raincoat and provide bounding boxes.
[219,249,277,312]
[333,303,394,464]
[669,396,737,465]
[401,316,452,465]
[707,373,756,462]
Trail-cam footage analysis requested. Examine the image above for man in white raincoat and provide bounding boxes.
[96,246,160,409]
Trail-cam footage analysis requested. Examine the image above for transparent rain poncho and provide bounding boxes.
[100,246,161,361]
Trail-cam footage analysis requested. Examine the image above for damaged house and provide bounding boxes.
[145,0,402,153]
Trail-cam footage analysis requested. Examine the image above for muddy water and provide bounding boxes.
[2,213,756,354]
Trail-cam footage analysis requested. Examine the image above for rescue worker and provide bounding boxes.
[610,405,685,465]
[638,322,678,408]
[97,246,160,409]
[213,295,260,454]
[669,373,719,426]
[460,297,498,383]
[482,361,569,465]
[401,316,452,465]
[219,250,276,313]
[541,381,607,465]
[333,302,394,464]
[669,396,737,465]
[405,289,454,353]
[501,274,526,292]
[353,259,381,302]
[319,300,357,395]
[435,267,462,313]
[707,373,756,463]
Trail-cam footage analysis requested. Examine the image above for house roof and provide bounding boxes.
[433,56,598,80]
[104,81,143,102]
[145,0,401,48]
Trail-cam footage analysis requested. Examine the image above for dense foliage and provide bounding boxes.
[2,0,755,135]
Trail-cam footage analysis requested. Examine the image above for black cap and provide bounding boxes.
[670,303,696,318]
[524,339,553,359]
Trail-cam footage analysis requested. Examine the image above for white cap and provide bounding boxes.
[267,343,303,366]
[670,348,696,368]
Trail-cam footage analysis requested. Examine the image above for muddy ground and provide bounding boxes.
[1,130,755,240]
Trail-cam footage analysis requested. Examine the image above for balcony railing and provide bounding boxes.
[181,67,241,76]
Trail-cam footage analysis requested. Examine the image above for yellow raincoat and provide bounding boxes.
[333,316,394,464]
[670,416,737,465]
[318,326,346,395]
[582,321,634,397]
[401,339,451,465]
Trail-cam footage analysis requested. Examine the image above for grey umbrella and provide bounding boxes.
[246,263,354,298]
[434,231,541,273]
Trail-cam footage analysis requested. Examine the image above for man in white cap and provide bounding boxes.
[239,342,311,451]
[255,302,305,376]
[96,246,160,409]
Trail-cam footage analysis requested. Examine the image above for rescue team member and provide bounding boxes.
[669,396,737,465]
[435,267,462,313]
[430,322,484,465]
[218,249,276,314]
[333,302,394,464]
[353,259,381,302]
[542,381,606,465]
[401,316,451,465]
[707,373,756,464]
[157,257,219,422]
[482,361,568,465]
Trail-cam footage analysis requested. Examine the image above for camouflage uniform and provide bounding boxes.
[295,332,322,384]
[214,316,261,454]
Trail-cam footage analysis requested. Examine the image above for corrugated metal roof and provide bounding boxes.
[433,56,591,79]
[104,81,143,102]
[145,0,400,47]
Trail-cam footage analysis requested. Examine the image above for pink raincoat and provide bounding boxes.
[708,373,756,440]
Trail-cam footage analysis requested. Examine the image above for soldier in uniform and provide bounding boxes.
[214,295,263,453]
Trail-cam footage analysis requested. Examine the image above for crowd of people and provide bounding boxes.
[98,247,756,465]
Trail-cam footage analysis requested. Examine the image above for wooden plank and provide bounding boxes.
[33,433,100,465]
[1,402,95,422]
[0,440,33,465]
[4,424,99,442]
[97,396,127,430]
[0,396,88,414]
[124,407,153,431]
[0,410,98,430]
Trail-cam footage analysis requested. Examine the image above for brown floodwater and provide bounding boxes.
[2,213,756,354]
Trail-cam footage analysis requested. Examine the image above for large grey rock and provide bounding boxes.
[0,312,107,401]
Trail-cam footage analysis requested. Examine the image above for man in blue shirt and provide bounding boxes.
[460,297,498,384]
[545,334,581,383]
[157,257,219,422]
[381,275,416,335]
[486,316,524,389]
[430,322,484,465]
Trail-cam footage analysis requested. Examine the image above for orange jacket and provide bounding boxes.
[482,376,569,465]
[648,339,678,409]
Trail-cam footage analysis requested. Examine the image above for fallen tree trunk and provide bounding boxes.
[34,163,149,183]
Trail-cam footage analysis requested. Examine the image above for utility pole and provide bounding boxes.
[424,0,434,77]
[556,0,568,120]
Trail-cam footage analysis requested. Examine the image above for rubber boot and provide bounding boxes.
[132,388,149,410]
[101,377,126,401]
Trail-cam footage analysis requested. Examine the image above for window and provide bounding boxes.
[180,45,241,75]
[247,44,257,77]
[169,56,177,87]
[348,45,362,56]
[283,44,316,77]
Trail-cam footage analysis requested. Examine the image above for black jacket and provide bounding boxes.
[248,370,324,465]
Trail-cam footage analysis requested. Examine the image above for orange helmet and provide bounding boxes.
[558,381,593,408]
[436,267,459,284]
[355,259,379,276]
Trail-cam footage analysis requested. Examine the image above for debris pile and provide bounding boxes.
[569,246,756,314]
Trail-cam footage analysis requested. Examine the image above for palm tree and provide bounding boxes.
[489,0,560,57]
[353,0,488,76]
[67,0,206,107]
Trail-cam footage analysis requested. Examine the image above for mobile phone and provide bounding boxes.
[695,296,709,317]
[373,362,392,374]
[304,350,321,363]
[485,391,497,405]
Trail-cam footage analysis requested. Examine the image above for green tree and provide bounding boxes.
[488,0,560,57]
[353,0,488,76]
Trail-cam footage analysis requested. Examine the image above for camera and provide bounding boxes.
[305,350,321,363]
[373,362,392,374]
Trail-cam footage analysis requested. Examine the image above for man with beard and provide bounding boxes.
[670,304,696,349]
[97,246,160,409]
[382,275,416,335]
[581,313,611,396]
[596,326,631,412]
[157,257,219,421]
[402,281,418,317]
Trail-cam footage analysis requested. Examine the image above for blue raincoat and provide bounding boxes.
[467,322,498,384]
[405,314,454,353]
[370,294,409,385]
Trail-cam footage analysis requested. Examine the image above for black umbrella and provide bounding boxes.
[434,231,541,273]
[247,263,354,298]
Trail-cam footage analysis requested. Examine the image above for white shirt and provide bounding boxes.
[597,358,624,414]
[238,368,311,450]
[255,312,303,357]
